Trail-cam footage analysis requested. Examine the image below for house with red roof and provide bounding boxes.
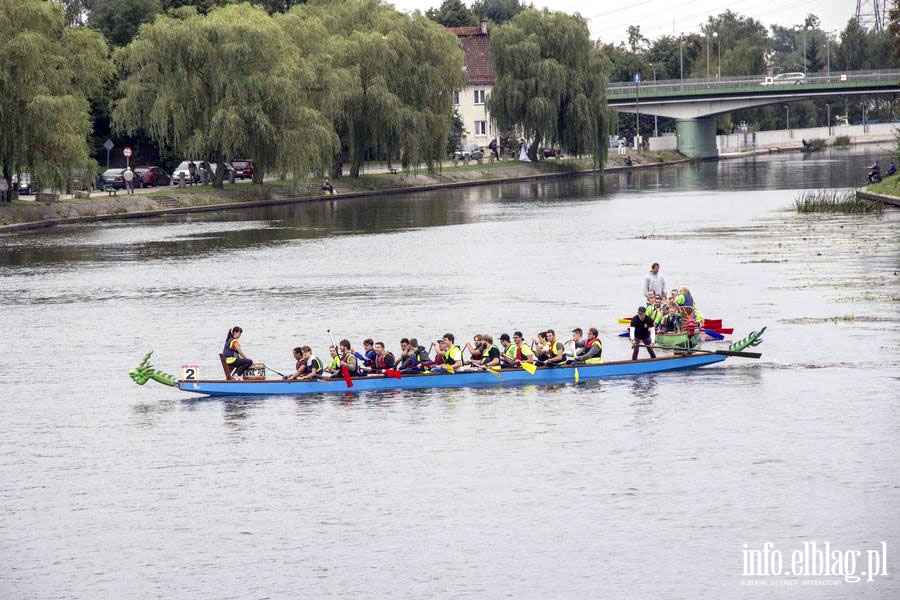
[448,20,496,149]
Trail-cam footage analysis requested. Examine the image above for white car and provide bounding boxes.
[170,160,232,184]
[762,72,806,86]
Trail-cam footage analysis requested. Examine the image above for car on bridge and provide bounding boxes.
[762,72,806,86]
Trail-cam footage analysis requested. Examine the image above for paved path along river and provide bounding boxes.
[2,145,898,598]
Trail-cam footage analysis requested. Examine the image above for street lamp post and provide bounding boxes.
[706,31,710,84]
[804,25,810,73]
[714,31,720,80]
[649,63,658,138]
[679,33,684,87]
[786,106,790,131]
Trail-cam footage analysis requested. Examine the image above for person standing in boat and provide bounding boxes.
[223,326,252,379]
[642,263,666,298]
[285,346,308,380]
[675,286,694,307]
[630,307,657,360]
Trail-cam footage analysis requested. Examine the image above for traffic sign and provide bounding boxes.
[123,147,132,158]
[634,73,641,83]
[103,139,114,151]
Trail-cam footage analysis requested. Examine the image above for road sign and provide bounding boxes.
[123,147,132,158]
[103,139,114,151]
[634,73,641,83]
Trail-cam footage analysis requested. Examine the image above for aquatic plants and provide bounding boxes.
[793,189,883,214]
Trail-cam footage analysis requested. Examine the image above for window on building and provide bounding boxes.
[452,91,459,105]
[474,89,485,105]
[475,121,486,136]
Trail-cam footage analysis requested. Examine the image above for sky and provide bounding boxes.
[396,0,860,44]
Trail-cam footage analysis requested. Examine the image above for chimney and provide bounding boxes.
[480,19,488,35]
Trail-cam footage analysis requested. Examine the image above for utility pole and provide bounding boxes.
[706,31,710,85]
[650,63,658,138]
[635,72,641,150]
[679,33,684,88]
[714,31,720,80]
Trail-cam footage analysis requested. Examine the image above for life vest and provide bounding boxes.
[443,345,461,365]
[663,314,679,331]
[296,358,304,371]
[548,340,565,359]
[481,344,500,368]
[342,352,360,375]
[585,337,602,351]
[328,356,340,370]
[504,344,517,360]
[223,338,240,363]
[374,352,395,370]
[307,355,323,373]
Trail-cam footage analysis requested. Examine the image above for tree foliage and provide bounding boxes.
[281,0,466,176]
[90,0,162,47]
[472,0,530,26]
[426,0,477,28]
[489,8,610,164]
[0,0,112,194]
[113,2,336,186]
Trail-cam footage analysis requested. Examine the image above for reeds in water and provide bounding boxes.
[794,189,883,214]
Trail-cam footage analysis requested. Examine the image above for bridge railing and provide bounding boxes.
[607,69,900,97]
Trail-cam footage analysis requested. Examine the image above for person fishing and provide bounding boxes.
[222,326,252,379]
[322,179,335,195]
[630,307,657,360]
[868,160,881,183]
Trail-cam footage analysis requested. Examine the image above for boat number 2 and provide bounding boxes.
[181,365,200,380]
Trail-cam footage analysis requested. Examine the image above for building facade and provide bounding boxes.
[448,21,495,149]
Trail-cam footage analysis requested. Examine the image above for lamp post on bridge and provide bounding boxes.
[649,63,658,138]
[713,31,720,80]
[679,33,684,88]
[706,31,710,85]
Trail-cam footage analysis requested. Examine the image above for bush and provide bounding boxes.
[794,189,883,214]
[832,136,850,147]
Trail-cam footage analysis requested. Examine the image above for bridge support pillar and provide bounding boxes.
[676,117,718,159]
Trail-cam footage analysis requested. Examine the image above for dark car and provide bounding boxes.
[232,159,255,180]
[542,147,563,159]
[452,144,483,161]
[134,166,171,187]
[101,168,142,190]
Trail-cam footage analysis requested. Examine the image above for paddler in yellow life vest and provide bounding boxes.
[543,329,567,366]
[222,326,252,379]
[499,333,517,367]
[506,331,535,365]
[431,333,463,373]
[572,327,603,364]
[285,346,308,380]
[473,334,502,371]
[298,346,324,381]
[322,346,340,378]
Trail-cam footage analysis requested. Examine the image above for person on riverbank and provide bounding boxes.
[188,161,197,185]
[322,179,335,195]
[868,161,881,183]
[624,155,633,167]
[488,138,500,161]
[123,167,135,195]
[630,307,657,361]
[643,263,666,297]
[0,175,8,203]
[223,326,252,379]
[887,161,897,177]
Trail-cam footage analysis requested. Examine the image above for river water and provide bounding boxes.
[2,145,898,599]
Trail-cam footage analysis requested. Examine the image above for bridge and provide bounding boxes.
[607,69,900,158]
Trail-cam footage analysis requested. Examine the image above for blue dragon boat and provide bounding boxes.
[129,328,765,398]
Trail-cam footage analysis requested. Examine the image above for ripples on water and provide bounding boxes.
[1,147,898,599]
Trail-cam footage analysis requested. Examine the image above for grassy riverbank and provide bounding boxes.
[0,151,683,229]
[794,189,884,214]
[864,174,900,198]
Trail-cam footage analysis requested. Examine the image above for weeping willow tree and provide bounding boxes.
[113,2,336,187]
[0,0,111,196]
[279,0,466,177]
[488,8,611,165]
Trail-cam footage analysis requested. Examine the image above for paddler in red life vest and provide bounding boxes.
[339,339,361,376]
[543,329,567,366]
[371,342,396,374]
[298,346,324,381]
[285,346,308,380]
[430,333,463,373]
[223,326,253,379]
[572,327,603,364]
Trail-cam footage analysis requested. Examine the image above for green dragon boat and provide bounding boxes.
[656,331,702,348]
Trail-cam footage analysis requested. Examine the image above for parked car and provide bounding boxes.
[134,166,171,187]
[232,159,255,180]
[542,147,563,159]
[762,72,806,86]
[13,173,37,195]
[170,160,233,184]
[208,162,235,180]
[609,135,623,148]
[452,144,483,160]
[101,168,141,190]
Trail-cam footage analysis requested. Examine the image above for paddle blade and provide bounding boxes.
[384,369,402,379]
[521,362,537,375]
[341,366,353,388]
[702,328,725,340]
[574,368,580,384]
[445,364,455,374]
